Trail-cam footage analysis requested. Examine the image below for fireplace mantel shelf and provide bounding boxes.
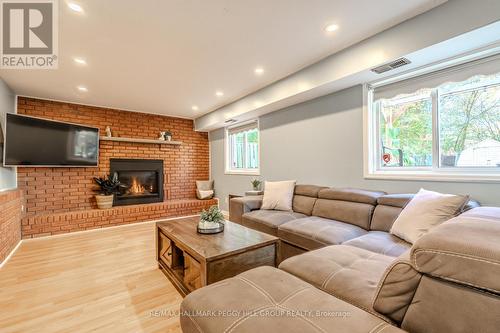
[100,136,182,145]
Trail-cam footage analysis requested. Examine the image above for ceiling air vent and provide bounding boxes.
[371,58,411,74]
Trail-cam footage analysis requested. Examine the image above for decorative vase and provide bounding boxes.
[95,194,114,209]
[197,219,224,234]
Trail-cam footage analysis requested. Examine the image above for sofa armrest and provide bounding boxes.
[411,207,500,293]
[229,195,263,224]
[373,250,422,324]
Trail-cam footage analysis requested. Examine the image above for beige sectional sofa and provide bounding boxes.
[229,185,477,261]
[180,186,499,333]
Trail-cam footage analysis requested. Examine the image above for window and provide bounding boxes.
[366,53,500,181]
[377,90,433,167]
[225,120,260,174]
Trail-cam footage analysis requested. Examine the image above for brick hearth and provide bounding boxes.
[21,198,217,238]
[16,97,213,238]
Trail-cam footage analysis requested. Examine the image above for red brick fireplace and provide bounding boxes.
[16,97,216,238]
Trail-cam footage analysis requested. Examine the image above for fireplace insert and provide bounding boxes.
[110,159,164,206]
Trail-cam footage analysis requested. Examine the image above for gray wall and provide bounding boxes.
[210,85,500,210]
[0,79,16,190]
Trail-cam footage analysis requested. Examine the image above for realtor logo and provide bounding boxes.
[1,0,58,69]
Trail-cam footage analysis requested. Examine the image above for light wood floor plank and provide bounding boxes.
[0,222,183,333]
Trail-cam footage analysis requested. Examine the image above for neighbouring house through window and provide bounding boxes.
[366,52,500,181]
[225,120,260,174]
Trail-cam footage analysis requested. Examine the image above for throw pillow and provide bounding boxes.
[261,180,296,211]
[390,188,469,244]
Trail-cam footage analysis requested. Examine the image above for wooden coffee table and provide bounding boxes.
[155,216,278,296]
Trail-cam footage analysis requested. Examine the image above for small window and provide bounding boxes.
[225,120,260,174]
[366,53,500,181]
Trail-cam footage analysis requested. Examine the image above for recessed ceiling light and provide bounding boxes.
[191,105,199,111]
[254,67,264,75]
[68,2,83,13]
[77,86,88,92]
[73,57,86,65]
[325,24,339,32]
[215,91,224,97]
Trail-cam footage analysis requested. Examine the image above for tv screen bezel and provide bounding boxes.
[3,113,100,168]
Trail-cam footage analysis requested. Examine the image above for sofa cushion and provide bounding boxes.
[411,207,500,294]
[294,184,326,197]
[343,231,411,257]
[312,199,375,230]
[370,204,404,232]
[278,216,367,250]
[292,185,326,215]
[292,195,317,216]
[261,180,296,211]
[390,189,469,244]
[377,194,414,208]
[180,266,405,333]
[378,193,479,211]
[372,194,480,232]
[318,188,386,205]
[242,210,305,236]
[370,194,412,232]
[279,245,394,315]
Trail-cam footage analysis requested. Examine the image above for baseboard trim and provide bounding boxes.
[22,213,201,242]
[0,239,23,269]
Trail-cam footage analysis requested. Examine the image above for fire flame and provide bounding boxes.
[130,177,145,194]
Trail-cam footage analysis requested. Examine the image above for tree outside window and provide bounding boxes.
[375,72,500,170]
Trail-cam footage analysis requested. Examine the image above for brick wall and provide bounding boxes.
[17,97,209,214]
[16,97,212,238]
[0,189,24,264]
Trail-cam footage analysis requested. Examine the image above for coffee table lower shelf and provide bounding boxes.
[158,260,191,296]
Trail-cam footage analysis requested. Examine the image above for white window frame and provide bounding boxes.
[224,119,260,175]
[364,56,500,183]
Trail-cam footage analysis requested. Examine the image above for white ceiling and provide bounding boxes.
[0,0,446,120]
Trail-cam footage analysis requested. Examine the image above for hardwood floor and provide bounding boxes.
[0,222,183,333]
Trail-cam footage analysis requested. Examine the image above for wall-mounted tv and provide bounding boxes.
[4,114,99,167]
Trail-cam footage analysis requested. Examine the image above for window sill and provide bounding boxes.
[224,170,261,176]
[364,170,500,183]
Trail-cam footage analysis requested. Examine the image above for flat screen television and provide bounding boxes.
[4,114,99,167]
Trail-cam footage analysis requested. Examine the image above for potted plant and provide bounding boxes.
[250,179,262,191]
[93,173,122,209]
[197,205,225,234]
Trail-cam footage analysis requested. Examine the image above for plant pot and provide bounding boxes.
[95,194,114,209]
[197,220,224,234]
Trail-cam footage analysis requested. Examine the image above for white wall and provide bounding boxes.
[210,86,500,210]
[0,79,16,190]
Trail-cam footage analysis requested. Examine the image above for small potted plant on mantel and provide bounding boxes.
[197,205,225,234]
[93,173,122,209]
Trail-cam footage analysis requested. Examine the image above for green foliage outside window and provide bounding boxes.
[378,73,500,168]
